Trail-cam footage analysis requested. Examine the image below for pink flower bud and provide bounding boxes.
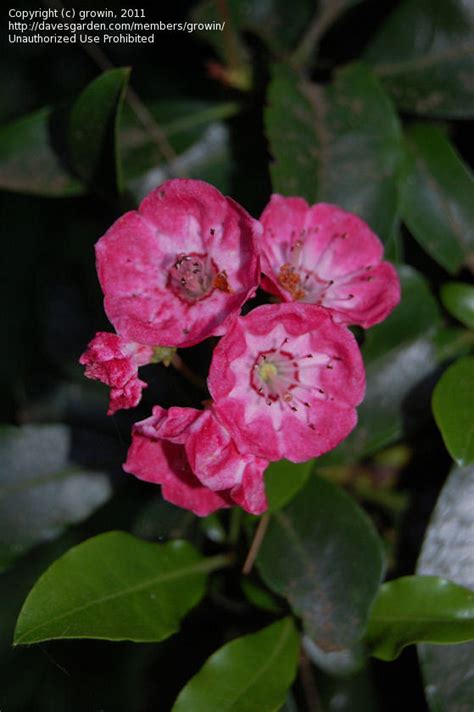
[79,332,153,415]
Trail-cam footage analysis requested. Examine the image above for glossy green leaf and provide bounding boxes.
[128,119,233,203]
[432,356,474,465]
[417,464,474,712]
[400,124,474,274]
[265,62,403,241]
[69,67,130,196]
[366,576,474,660]
[303,635,365,677]
[0,425,111,572]
[257,476,385,651]
[323,266,445,463]
[14,532,226,644]
[365,0,474,118]
[121,99,238,182]
[441,282,474,329]
[171,618,299,712]
[0,109,84,196]
[265,459,314,511]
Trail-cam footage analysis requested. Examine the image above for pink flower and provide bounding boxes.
[259,196,400,328]
[96,179,261,348]
[209,303,365,463]
[80,332,153,415]
[124,406,268,516]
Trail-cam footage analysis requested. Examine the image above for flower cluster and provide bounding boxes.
[81,179,400,515]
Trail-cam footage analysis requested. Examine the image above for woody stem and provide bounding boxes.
[171,353,208,393]
[242,513,271,574]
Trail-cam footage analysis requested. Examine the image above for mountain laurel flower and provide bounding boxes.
[209,303,365,463]
[96,178,262,348]
[259,195,400,328]
[124,406,268,516]
[80,332,154,415]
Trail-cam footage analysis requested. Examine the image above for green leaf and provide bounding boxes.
[241,578,282,614]
[256,475,385,651]
[366,576,474,661]
[364,0,474,118]
[127,116,233,203]
[265,459,313,511]
[400,124,474,274]
[171,618,300,712]
[303,635,365,677]
[265,62,403,241]
[69,67,130,196]
[14,532,226,644]
[121,99,238,182]
[432,356,474,466]
[0,425,111,571]
[0,109,84,196]
[132,497,195,542]
[441,282,474,329]
[417,464,474,712]
[323,266,446,463]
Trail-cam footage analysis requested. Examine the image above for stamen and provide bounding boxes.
[168,252,218,303]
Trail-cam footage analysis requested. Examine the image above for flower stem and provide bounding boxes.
[228,507,242,545]
[291,0,349,69]
[171,353,208,393]
[200,551,235,574]
[299,647,323,712]
[216,0,240,72]
[242,512,270,574]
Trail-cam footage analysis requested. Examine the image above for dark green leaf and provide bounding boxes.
[0,109,84,196]
[132,497,195,542]
[417,465,474,711]
[0,425,111,571]
[128,118,233,203]
[69,67,130,196]
[400,124,474,274]
[324,266,446,462]
[199,513,227,543]
[241,578,282,614]
[14,532,226,644]
[441,282,474,329]
[365,0,474,118]
[171,618,300,712]
[265,459,314,511]
[432,356,474,466]
[257,475,385,651]
[265,62,404,241]
[303,635,365,676]
[121,99,238,182]
[366,575,474,661]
